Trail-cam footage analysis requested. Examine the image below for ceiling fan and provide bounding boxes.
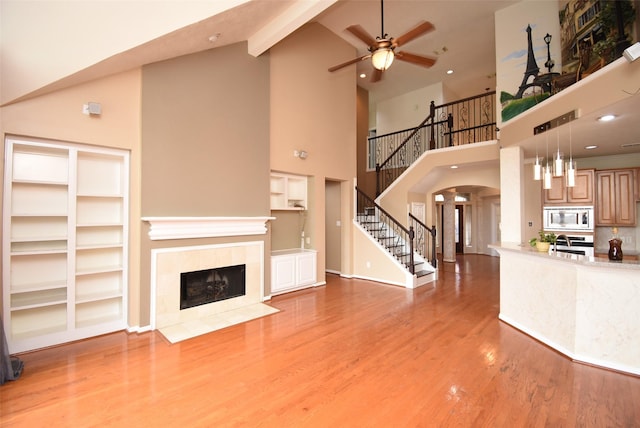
[328,0,437,82]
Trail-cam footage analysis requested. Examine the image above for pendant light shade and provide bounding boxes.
[553,131,563,177]
[533,156,542,180]
[371,47,395,70]
[554,151,564,177]
[566,125,575,187]
[543,165,552,189]
[566,159,576,187]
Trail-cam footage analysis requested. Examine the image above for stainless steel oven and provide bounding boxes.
[554,235,594,257]
[543,206,594,232]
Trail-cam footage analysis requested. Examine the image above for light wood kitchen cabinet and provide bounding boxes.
[543,169,594,205]
[596,169,636,226]
[636,168,640,202]
[3,137,129,353]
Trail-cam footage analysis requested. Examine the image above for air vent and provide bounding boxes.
[621,142,640,148]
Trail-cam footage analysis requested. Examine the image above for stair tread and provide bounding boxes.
[415,269,433,277]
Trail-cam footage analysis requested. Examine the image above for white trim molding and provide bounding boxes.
[142,216,275,240]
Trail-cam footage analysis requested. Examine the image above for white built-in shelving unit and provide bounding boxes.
[3,136,129,353]
[270,172,307,210]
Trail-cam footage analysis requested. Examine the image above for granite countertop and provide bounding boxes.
[490,243,640,270]
[595,247,639,256]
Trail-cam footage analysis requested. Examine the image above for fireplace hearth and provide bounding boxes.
[180,264,246,310]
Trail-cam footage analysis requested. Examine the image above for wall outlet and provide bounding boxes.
[306,237,310,244]
[366,261,371,268]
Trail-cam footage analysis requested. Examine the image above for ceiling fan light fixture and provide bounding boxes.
[371,47,395,70]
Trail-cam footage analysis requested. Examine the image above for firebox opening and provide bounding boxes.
[180,264,246,310]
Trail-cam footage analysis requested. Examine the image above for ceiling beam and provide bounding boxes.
[248,0,338,57]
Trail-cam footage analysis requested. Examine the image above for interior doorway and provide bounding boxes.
[325,180,342,274]
[455,204,464,254]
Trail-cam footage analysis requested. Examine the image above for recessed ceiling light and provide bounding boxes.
[208,33,221,43]
[450,165,458,169]
[598,114,615,122]
[359,73,366,79]
[447,69,454,75]
[585,145,598,150]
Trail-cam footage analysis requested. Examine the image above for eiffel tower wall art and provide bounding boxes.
[495,1,562,125]
[495,0,637,125]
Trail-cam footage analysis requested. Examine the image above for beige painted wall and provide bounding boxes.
[139,42,270,326]
[269,23,357,280]
[376,82,443,135]
[356,86,376,198]
[352,225,408,287]
[0,70,143,326]
[141,42,270,217]
[271,210,306,250]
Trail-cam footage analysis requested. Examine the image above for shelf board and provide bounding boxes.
[11,281,67,293]
[76,266,123,276]
[12,179,68,186]
[11,214,68,218]
[10,248,68,256]
[76,244,123,250]
[76,222,123,228]
[11,298,67,311]
[76,291,123,304]
[11,235,67,242]
[77,193,124,198]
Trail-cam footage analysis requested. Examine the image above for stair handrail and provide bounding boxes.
[356,187,415,274]
[375,101,437,196]
[408,212,437,268]
[373,91,496,196]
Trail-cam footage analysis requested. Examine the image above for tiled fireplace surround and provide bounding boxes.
[143,217,272,330]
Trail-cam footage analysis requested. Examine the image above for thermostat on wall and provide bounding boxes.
[82,102,102,116]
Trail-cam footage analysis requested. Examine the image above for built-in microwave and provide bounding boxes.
[543,206,594,232]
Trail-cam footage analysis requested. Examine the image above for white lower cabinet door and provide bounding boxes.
[296,252,317,286]
[271,255,297,293]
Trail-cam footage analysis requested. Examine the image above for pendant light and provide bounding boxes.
[543,133,552,189]
[533,136,542,181]
[566,125,576,187]
[553,130,564,177]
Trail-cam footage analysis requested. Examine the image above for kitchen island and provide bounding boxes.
[490,243,640,376]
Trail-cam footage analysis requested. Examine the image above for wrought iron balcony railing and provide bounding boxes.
[372,91,496,196]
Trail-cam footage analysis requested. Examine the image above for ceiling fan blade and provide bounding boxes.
[393,21,435,47]
[346,24,377,47]
[371,68,383,83]
[395,51,437,68]
[328,54,371,72]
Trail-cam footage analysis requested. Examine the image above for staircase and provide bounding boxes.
[356,189,436,288]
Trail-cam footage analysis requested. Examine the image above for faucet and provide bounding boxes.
[556,234,572,248]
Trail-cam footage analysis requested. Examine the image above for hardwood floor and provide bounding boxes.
[2,255,639,426]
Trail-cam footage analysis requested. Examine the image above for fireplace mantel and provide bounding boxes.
[142,216,274,240]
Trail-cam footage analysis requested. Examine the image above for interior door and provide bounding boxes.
[456,205,464,254]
